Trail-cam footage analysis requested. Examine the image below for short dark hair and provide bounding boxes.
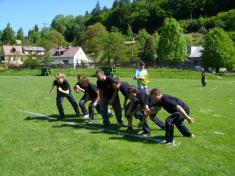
[96,69,104,75]
[128,87,138,94]
[139,60,145,66]
[113,77,121,84]
[150,88,161,95]
[77,74,84,80]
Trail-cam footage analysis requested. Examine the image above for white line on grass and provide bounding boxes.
[20,110,163,143]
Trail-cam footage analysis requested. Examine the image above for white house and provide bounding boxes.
[49,47,91,68]
[188,46,204,66]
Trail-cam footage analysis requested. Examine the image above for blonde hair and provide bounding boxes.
[56,73,65,79]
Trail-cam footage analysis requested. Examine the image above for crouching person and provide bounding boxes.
[125,87,152,136]
[50,73,80,120]
[96,69,123,127]
[150,88,194,145]
[80,76,102,123]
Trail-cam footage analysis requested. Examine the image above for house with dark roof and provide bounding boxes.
[1,45,45,65]
[49,46,91,68]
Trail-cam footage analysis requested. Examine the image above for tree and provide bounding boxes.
[28,25,40,44]
[16,27,24,41]
[23,56,40,69]
[80,22,108,60]
[99,32,128,64]
[157,18,187,63]
[1,23,15,44]
[202,27,235,72]
[38,30,67,51]
[91,1,101,15]
[141,37,156,64]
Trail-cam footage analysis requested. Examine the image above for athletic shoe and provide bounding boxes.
[83,114,89,119]
[165,141,174,145]
[160,140,167,144]
[141,130,151,137]
[108,112,113,118]
[88,118,93,124]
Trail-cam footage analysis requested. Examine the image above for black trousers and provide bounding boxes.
[88,100,102,120]
[165,112,192,142]
[100,95,123,125]
[201,77,206,86]
[56,93,80,118]
[79,94,88,115]
[125,102,150,133]
[149,114,165,129]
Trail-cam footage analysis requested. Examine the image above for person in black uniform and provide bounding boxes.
[149,88,194,144]
[74,75,89,119]
[80,76,102,123]
[112,78,165,133]
[201,68,206,87]
[50,73,80,120]
[96,69,123,127]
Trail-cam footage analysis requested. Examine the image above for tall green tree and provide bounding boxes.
[157,18,187,63]
[28,25,40,44]
[38,30,67,51]
[141,37,156,64]
[202,27,235,71]
[16,27,24,41]
[80,22,108,61]
[1,23,15,45]
[99,32,128,64]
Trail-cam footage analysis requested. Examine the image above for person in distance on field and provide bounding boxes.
[133,60,149,92]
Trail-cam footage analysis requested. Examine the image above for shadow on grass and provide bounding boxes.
[24,114,165,144]
[54,122,164,144]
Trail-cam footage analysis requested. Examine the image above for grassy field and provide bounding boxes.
[0,67,233,80]
[0,75,234,176]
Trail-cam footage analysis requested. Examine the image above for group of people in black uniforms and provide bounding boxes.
[50,67,194,145]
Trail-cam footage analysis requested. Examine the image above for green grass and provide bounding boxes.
[0,76,234,176]
[0,67,234,80]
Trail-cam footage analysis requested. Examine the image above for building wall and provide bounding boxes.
[74,48,89,64]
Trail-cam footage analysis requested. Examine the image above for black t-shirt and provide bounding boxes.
[159,94,190,114]
[119,82,130,98]
[84,83,98,100]
[53,79,71,96]
[76,81,85,89]
[97,76,115,99]
[134,89,149,106]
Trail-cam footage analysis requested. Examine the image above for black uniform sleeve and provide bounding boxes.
[53,80,57,86]
[64,80,70,90]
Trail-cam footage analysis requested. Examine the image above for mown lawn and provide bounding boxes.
[0,75,234,176]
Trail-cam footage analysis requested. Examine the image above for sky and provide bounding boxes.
[0,0,113,34]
